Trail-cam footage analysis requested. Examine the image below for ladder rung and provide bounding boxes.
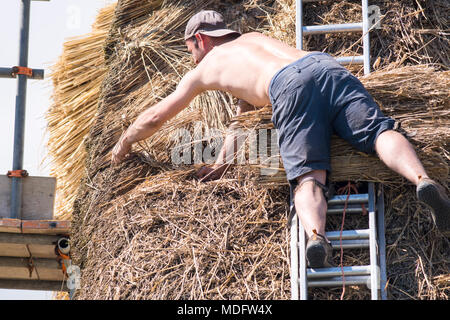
[298,239,369,250]
[307,275,370,287]
[304,230,371,249]
[327,206,366,214]
[336,55,364,65]
[298,230,370,249]
[302,23,363,35]
[330,239,369,249]
[326,229,370,240]
[328,194,368,205]
[307,265,371,279]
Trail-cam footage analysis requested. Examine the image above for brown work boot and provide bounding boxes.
[306,230,334,268]
[416,177,450,237]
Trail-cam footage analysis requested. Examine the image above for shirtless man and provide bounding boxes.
[112,10,450,267]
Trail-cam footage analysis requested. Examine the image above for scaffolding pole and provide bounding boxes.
[10,0,32,219]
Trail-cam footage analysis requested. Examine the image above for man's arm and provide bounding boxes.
[111,70,203,165]
[196,99,256,181]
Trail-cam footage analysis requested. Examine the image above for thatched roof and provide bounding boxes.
[47,0,449,299]
[46,4,116,220]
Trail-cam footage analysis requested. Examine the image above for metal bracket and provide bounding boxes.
[12,66,33,77]
[7,170,29,178]
[27,256,35,278]
[0,67,44,79]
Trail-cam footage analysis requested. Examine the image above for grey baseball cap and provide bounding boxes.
[184,10,240,41]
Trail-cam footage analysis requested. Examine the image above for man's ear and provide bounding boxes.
[195,33,206,50]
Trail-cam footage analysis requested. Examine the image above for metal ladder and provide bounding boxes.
[290,0,386,300]
[289,182,387,299]
[296,0,372,75]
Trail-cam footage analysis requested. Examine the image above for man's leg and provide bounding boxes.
[293,170,328,239]
[294,169,334,268]
[375,129,450,236]
[374,130,428,185]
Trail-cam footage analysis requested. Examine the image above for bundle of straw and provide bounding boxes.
[233,65,449,186]
[46,4,116,220]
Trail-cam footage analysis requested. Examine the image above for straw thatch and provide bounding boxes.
[47,0,449,299]
[45,3,116,220]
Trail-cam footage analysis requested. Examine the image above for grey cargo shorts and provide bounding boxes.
[268,52,395,183]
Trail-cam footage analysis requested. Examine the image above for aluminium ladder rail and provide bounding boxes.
[296,0,372,75]
[289,183,387,300]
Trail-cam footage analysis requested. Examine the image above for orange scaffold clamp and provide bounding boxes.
[11,66,33,77]
[7,170,28,178]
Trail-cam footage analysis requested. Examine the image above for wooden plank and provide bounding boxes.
[0,243,29,257]
[28,243,59,259]
[0,243,59,259]
[0,279,67,291]
[21,220,70,235]
[0,266,38,280]
[0,218,21,233]
[0,175,56,220]
[0,232,60,245]
[0,229,70,259]
[36,267,65,281]
[0,257,39,280]
[0,256,59,269]
[0,256,64,282]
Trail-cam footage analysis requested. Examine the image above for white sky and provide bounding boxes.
[0,0,115,300]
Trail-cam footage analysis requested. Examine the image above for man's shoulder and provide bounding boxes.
[238,31,267,41]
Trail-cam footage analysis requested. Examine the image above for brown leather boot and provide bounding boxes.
[417,177,450,237]
[306,230,334,268]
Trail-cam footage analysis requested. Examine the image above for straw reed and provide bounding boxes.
[45,3,116,220]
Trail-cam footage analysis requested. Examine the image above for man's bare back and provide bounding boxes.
[189,32,308,107]
[111,31,310,165]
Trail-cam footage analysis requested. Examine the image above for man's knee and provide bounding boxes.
[293,170,328,199]
[296,170,326,185]
[374,128,411,155]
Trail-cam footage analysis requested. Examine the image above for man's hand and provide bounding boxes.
[111,135,132,165]
[196,164,229,182]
